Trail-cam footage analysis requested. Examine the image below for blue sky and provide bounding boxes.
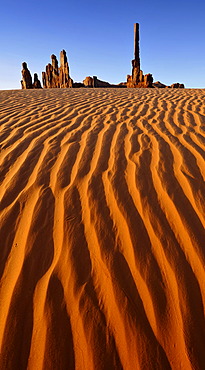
[0,0,205,89]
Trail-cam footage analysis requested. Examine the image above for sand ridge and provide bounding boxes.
[0,88,205,369]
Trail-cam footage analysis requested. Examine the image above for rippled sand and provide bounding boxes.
[0,88,205,370]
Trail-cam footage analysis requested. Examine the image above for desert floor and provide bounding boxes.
[0,88,205,370]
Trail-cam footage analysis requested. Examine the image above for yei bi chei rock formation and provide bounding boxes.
[42,50,73,88]
[21,23,185,89]
[21,50,73,90]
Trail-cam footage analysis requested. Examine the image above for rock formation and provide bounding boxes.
[59,50,73,88]
[20,24,184,90]
[144,73,153,87]
[21,62,33,89]
[73,82,84,88]
[44,63,55,88]
[127,24,153,88]
[171,83,185,88]
[83,76,126,88]
[33,73,42,89]
[51,54,59,87]
[153,81,185,88]
[126,23,185,88]
[42,62,56,88]
[132,23,140,85]
[153,81,167,88]
[21,63,42,89]
[83,76,94,87]
[42,50,73,88]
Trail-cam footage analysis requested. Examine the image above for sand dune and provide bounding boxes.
[0,88,205,369]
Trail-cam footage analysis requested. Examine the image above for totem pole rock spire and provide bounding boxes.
[132,23,140,85]
[127,22,153,88]
[134,23,140,67]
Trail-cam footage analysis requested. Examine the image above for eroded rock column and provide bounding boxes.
[59,50,73,88]
[132,23,140,85]
[21,62,33,89]
[33,73,42,88]
[51,54,59,87]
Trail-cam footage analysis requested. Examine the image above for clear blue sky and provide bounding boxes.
[0,0,205,89]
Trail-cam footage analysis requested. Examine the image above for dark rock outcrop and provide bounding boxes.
[33,73,42,89]
[118,82,127,87]
[170,83,185,88]
[21,62,33,89]
[153,81,167,88]
[144,73,153,87]
[73,82,84,88]
[93,76,111,87]
[153,81,185,88]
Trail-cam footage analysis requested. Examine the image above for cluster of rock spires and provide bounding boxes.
[21,50,73,90]
[21,63,41,89]
[42,50,73,88]
[21,23,185,89]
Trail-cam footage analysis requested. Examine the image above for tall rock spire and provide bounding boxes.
[132,23,140,85]
[134,23,140,66]
[59,50,73,88]
[21,62,33,89]
[127,23,153,88]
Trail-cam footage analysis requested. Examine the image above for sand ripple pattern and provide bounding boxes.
[0,88,205,370]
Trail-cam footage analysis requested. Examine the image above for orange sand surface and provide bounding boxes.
[0,88,205,370]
